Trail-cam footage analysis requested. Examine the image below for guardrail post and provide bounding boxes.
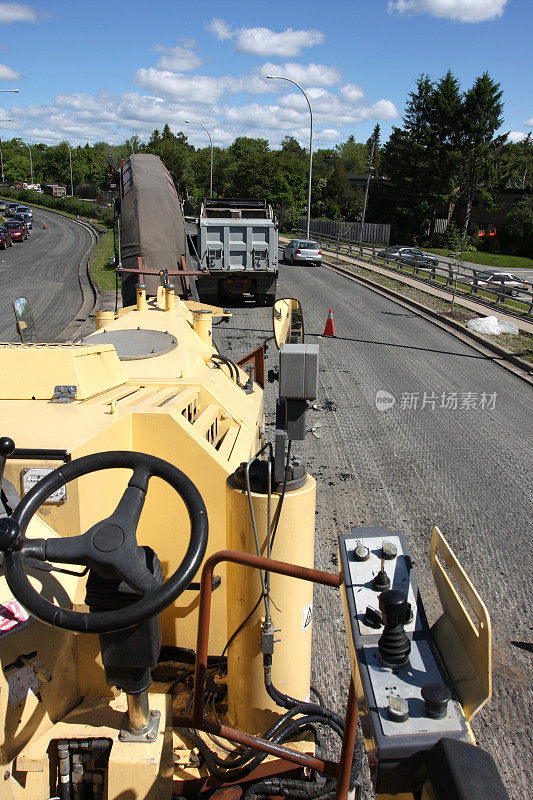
[372,247,376,259]
[447,265,454,286]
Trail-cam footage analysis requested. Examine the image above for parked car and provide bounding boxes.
[283,239,322,265]
[0,227,13,248]
[3,219,29,241]
[15,205,32,219]
[377,246,439,269]
[14,212,32,229]
[465,270,529,297]
[6,202,19,217]
[0,200,7,213]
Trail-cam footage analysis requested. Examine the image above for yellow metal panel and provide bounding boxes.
[10,694,172,800]
[226,475,316,734]
[0,342,127,399]
[429,526,491,720]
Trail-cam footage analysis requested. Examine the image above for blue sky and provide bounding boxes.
[0,0,529,149]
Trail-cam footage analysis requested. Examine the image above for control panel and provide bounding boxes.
[339,527,471,795]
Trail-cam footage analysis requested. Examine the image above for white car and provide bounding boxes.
[16,205,32,219]
[283,239,322,265]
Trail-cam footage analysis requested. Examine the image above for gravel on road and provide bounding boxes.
[215,260,533,799]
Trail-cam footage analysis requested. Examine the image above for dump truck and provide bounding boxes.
[195,198,278,306]
[0,285,510,800]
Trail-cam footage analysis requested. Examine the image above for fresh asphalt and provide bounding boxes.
[0,206,93,342]
[215,257,533,798]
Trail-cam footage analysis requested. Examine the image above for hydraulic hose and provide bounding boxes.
[263,654,345,729]
[244,776,337,800]
[180,713,337,782]
[210,353,239,383]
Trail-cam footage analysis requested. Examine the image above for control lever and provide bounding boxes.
[378,589,411,670]
[0,436,15,487]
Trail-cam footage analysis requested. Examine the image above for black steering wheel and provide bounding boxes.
[0,451,208,634]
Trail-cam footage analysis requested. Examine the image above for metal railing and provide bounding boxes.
[292,229,533,318]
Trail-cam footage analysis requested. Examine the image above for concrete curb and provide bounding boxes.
[323,259,533,387]
[1,199,102,341]
[58,218,98,342]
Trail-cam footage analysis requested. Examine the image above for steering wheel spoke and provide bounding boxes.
[1,450,208,634]
[43,532,93,566]
[117,549,160,594]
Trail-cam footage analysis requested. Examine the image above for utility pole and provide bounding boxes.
[360,137,375,242]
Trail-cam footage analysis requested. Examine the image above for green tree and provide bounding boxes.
[501,198,533,255]
[459,72,505,235]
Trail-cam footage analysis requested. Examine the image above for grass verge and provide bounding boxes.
[424,249,533,270]
[89,229,117,291]
[328,256,533,365]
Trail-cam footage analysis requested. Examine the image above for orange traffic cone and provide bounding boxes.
[42,222,46,229]
[323,308,335,337]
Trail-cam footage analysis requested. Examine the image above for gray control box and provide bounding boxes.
[279,343,319,401]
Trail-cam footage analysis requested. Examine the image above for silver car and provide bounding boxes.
[14,212,32,230]
[283,239,322,265]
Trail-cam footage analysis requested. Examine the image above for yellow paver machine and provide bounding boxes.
[0,287,509,799]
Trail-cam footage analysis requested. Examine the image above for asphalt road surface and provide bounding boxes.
[215,260,533,798]
[0,207,93,342]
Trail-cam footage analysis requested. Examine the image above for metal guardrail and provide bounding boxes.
[292,229,533,318]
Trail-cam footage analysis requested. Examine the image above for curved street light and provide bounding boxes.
[267,75,313,239]
[185,120,213,198]
[113,131,135,155]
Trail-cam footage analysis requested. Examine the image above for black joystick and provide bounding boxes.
[372,554,390,592]
[421,682,451,719]
[378,589,411,670]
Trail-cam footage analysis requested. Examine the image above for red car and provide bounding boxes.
[3,219,29,242]
[0,227,13,249]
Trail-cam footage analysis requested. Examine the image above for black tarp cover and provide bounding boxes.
[120,153,187,295]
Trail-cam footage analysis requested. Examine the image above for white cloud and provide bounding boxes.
[206,18,324,57]
[387,0,508,23]
[206,18,233,41]
[0,62,20,79]
[152,42,202,72]
[506,131,528,143]
[133,68,232,104]
[259,62,341,88]
[0,2,43,23]
[523,117,533,127]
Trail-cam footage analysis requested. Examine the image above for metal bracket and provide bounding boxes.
[118,709,161,743]
[52,385,77,403]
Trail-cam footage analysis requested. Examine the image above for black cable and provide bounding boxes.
[310,685,325,707]
[210,353,238,382]
[263,656,345,729]
[180,713,340,781]
[217,439,293,663]
[219,592,265,661]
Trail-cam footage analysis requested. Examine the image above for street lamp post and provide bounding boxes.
[267,75,313,239]
[53,138,74,196]
[113,132,135,155]
[24,142,33,184]
[185,121,213,197]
